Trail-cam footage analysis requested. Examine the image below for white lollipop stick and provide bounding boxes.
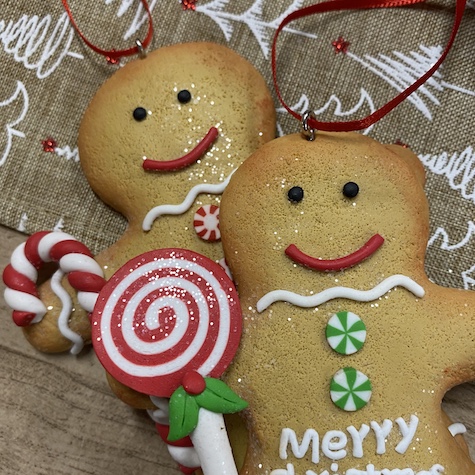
[190,409,238,475]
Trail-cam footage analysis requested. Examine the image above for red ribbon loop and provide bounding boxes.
[272,0,467,132]
[62,0,154,61]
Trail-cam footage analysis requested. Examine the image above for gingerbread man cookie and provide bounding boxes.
[219,132,475,474]
[17,42,275,361]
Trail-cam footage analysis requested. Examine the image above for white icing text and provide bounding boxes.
[279,415,419,464]
[271,462,444,475]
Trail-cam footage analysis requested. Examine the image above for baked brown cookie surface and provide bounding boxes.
[23,42,276,359]
[220,132,475,474]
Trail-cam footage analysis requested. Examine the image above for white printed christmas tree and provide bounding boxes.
[428,221,475,252]
[347,45,475,120]
[0,81,28,167]
[427,220,475,290]
[196,0,317,58]
[104,0,159,40]
[17,212,28,232]
[0,12,83,79]
[419,146,475,204]
[462,263,475,290]
[54,145,80,162]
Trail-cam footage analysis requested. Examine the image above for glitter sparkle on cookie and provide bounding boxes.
[181,0,197,10]
[41,137,57,152]
[332,36,350,54]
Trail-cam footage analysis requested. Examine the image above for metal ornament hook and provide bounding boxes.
[302,110,317,141]
[135,39,147,59]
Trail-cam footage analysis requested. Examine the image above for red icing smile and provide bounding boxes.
[142,126,219,172]
[285,234,384,272]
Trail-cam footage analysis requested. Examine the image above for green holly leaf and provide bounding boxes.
[168,386,200,441]
[194,378,248,414]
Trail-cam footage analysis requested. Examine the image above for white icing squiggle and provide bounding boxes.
[51,269,84,355]
[256,275,425,312]
[448,422,467,437]
[142,169,236,231]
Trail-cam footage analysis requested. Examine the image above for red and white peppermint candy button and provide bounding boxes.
[193,205,220,242]
[91,248,242,398]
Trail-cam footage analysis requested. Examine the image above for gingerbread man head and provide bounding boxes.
[78,42,276,260]
[220,132,475,474]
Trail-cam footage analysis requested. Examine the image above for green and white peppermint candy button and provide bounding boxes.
[330,367,372,411]
[326,311,366,355]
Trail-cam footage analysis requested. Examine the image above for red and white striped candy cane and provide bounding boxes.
[3,231,106,354]
[148,397,200,474]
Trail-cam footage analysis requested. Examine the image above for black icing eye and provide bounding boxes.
[133,107,147,121]
[177,89,192,104]
[342,182,359,198]
[288,186,304,203]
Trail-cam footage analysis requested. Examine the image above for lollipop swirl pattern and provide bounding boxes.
[92,248,241,398]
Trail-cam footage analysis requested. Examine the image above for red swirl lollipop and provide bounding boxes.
[91,248,242,398]
[92,248,245,474]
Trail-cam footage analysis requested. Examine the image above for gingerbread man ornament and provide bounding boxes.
[219,132,475,474]
[19,42,275,366]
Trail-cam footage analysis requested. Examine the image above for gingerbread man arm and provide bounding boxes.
[424,284,475,388]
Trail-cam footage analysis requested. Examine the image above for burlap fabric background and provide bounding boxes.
[0,0,474,293]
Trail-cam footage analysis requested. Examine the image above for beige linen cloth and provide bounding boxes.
[0,0,474,292]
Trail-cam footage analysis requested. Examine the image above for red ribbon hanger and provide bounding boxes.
[272,0,467,132]
[62,0,466,127]
[61,0,154,61]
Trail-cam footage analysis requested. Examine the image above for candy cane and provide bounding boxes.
[3,231,106,354]
[148,397,200,474]
[92,248,246,475]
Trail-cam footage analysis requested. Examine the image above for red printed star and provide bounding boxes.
[181,0,197,10]
[332,36,350,54]
[106,51,120,65]
[394,139,410,149]
[41,137,57,153]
